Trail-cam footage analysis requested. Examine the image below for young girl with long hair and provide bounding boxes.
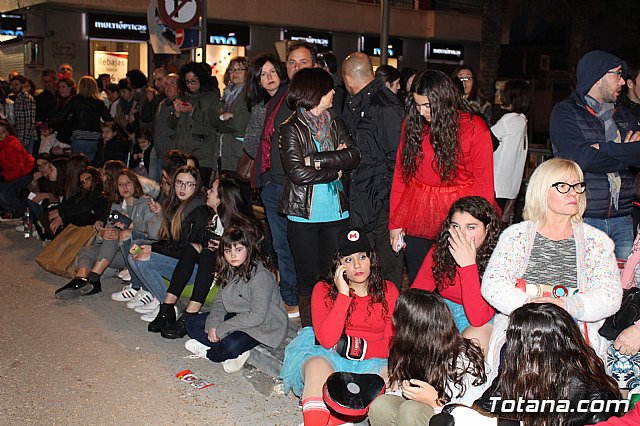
[369,289,488,425]
[280,228,399,426]
[55,169,161,299]
[389,70,495,280]
[126,165,209,321]
[413,196,501,352]
[149,176,263,338]
[183,225,287,373]
[475,303,621,425]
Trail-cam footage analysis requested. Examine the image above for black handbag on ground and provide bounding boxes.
[599,287,640,340]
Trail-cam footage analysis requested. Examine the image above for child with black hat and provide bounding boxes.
[280,227,400,426]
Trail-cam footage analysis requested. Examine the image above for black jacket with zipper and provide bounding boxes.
[278,110,360,219]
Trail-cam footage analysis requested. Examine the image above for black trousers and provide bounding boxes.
[167,245,216,304]
[404,235,433,282]
[366,209,404,290]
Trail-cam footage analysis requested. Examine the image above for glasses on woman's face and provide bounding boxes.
[80,176,93,185]
[230,67,247,74]
[175,180,197,189]
[551,182,587,194]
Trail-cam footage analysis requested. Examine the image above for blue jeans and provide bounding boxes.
[261,182,297,306]
[126,239,197,300]
[585,215,634,260]
[185,312,260,362]
[0,174,30,216]
[70,137,99,162]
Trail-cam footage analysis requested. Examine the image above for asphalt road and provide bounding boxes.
[0,224,301,425]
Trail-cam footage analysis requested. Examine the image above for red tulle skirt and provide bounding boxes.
[393,179,474,239]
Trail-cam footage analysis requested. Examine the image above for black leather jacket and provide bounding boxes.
[60,95,112,133]
[278,111,361,219]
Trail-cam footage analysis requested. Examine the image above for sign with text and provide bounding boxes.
[427,42,464,62]
[94,51,129,83]
[89,14,148,41]
[206,23,250,46]
[285,29,332,52]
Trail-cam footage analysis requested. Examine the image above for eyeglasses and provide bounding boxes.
[458,77,473,82]
[551,182,587,194]
[175,180,197,189]
[80,177,93,185]
[606,70,624,80]
[230,68,247,74]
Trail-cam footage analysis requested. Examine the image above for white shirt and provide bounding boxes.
[491,112,528,199]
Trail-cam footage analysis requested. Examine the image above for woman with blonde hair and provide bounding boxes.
[482,158,622,376]
[58,75,112,161]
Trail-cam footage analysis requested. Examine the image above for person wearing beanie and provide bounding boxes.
[550,50,640,260]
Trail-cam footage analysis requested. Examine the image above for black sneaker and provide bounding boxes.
[54,278,94,300]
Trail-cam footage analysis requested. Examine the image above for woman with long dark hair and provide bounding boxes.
[452,65,492,124]
[126,165,209,320]
[280,228,399,426]
[169,62,220,185]
[476,303,621,425]
[279,67,361,326]
[369,289,488,425]
[413,196,500,353]
[148,176,263,339]
[389,69,494,280]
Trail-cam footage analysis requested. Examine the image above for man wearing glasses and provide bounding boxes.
[550,50,640,260]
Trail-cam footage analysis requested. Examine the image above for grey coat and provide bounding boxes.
[243,103,266,159]
[213,89,250,171]
[204,262,288,348]
[112,195,162,240]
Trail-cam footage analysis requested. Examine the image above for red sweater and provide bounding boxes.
[412,246,495,327]
[312,280,399,359]
[0,135,34,182]
[590,404,640,425]
[389,112,494,230]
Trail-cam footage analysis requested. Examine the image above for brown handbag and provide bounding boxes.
[35,224,97,278]
[236,152,254,184]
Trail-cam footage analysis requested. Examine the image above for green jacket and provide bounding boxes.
[168,89,220,169]
[213,88,250,171]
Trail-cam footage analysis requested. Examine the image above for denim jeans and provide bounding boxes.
[585,215,634,260]
[0,174,30,216]
[70,137,99,162]
[127,251,197,301]
[185,312,260,362]
[261,182,297,306]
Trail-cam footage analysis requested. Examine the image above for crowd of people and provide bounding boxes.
[1,44,640,425]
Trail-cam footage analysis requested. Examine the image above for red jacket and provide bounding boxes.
[389,112,494,231]
[0,135,34,181]
[412,246,495,327]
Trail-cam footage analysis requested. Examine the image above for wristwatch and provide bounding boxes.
[314,159,321,170]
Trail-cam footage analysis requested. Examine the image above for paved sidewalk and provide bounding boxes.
[0,226,301,425]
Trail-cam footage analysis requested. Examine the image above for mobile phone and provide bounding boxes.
[343,271,348,281]
[108,210,132,229]
[129,244,143,255]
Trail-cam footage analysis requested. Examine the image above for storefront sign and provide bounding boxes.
[285,29,332,52]
[206,23,250,46]
[89,14,149,41]
[427,42,464,61]
[362,36,403,58]
[0,13,25,39]
[94,51,129,82]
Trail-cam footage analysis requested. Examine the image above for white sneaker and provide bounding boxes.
[126,290,154,309]
[140,306,160,322]
[133,298,160,313]
[185,339,210,359]
[117,268,131,281]
[222,351,250,373]
[111,284,138,301]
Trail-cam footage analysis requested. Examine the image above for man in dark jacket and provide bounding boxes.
[550,50,640,260]
[342,52,404,288]
[619,60,640,124]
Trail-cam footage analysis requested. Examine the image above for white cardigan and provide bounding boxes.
[481,220,622,374]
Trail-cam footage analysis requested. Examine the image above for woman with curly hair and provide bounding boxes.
[369,289,488,425]
[280,228,399,426]
[474,303,621,425]
[412,196,500,353]
[169,62,221,185]
[389,69,495,280]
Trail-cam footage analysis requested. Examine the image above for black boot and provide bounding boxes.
[297,295,313,328]
[55,278,93,300]
[161,311,195,339]
[148,303,176,333]
[85,279,102,296]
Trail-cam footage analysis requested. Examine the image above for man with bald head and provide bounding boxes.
[154,73,179,158]
[342,52,405,289]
